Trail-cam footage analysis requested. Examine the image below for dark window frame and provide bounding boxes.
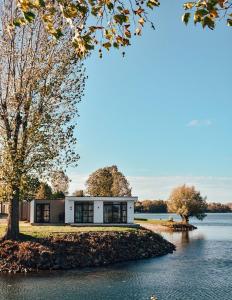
[103,202,127,224]
[36,203,50,223]
[74,202,93,223]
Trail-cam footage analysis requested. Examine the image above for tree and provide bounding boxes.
[7,0,231,60]
[51,171,69,195]
[0,3,85,239]
[135,200,167,213]
[35,182,53,200]
[86,165,131,197]
[73,190,85,197]
[168,185,207,224]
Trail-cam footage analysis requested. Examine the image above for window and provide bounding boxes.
[104,202,127,224]
[36,204,50,223]
[74,202,93,223]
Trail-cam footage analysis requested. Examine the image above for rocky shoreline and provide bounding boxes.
[0,229,175,273]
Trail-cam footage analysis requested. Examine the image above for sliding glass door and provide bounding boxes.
[103,202,127,223]
[36,204,50,223]
[74,202,93,223]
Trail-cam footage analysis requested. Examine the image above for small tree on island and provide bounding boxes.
[86,165,131,197]
[168,185,207,224]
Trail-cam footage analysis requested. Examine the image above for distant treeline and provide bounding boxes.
[135,200,232,213]
[206,202,231,213]
[135,200,168,213]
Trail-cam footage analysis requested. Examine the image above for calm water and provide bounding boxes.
[0,213,232,300]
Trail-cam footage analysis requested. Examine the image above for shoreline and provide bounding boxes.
[0,229,175,274]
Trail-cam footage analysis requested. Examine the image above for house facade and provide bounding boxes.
[29,196,137,225]
[65,196,137,225]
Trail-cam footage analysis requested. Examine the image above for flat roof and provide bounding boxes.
[65,196,138,201]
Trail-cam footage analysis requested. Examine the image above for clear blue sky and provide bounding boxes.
[68,1,232,203]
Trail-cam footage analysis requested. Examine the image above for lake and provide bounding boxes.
[0,213,232,300]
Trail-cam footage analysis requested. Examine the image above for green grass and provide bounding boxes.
[135,219,183,227]
[0,222,136,239]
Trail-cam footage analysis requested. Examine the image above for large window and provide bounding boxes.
[74,202,93,223]
[36,204,50,223]
[104,202,127,224]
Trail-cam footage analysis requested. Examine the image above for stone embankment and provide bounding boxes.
[0,229,175,273]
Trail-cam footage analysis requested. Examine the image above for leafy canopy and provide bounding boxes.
[86,165,131,197]
[12,0,231,59]
[14,0,160,58]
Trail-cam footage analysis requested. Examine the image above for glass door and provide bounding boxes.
[36,204,50,223]
[74,202,93,223]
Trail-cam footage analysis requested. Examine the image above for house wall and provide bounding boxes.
[65,197,137,224]
[31,199,65,224]
[93,200,104,223]
[127,200,134,223]
[65,199,74,224]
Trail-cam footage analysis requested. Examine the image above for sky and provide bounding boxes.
[68,1,232,203]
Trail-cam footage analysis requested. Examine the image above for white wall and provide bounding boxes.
[127,200,134,223]
[65,200,74,223]
[93,200,103,223]
[65,197,137,224]
[30,200,35,223]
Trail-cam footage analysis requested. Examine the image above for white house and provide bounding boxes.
[65,196,137,225]
[29,196,137,225]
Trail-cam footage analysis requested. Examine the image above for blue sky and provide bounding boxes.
[68,1,232,203]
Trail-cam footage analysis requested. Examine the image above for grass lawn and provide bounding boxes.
[0,222,136,239]
[135,219,178,226]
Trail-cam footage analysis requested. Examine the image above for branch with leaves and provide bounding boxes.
[13,0,160,58]
[182,0,232,29]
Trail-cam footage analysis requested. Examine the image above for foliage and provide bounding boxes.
[12,0,160,59]
[135,200,167,213]
[86,165,131,197]
[51,171,69,194]
[4,0,230,60]
[207,202,231,213]
[168,185,207,223]
[182,0,232,29]
[72,190,85,197]
[35,182,53,200]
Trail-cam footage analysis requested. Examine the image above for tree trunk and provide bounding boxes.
[182,215,189,224]
[4,186,20,240]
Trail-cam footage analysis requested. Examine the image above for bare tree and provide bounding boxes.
[0,1,85,239]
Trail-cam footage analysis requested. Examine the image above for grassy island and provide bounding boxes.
[135,218,197,231]
[0,224,175,273]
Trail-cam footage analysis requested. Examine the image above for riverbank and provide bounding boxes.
[0,229,175,273]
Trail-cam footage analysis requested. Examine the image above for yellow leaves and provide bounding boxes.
[183,2,195,10]
[102,42,111,50]
[135,27,142,35]
[210,9,218,19]
[138,18,145,26]
[18,0,31,12]
[63,4,78,18]
[147,0,160,9]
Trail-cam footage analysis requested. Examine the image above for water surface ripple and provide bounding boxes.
[0,213,232,300]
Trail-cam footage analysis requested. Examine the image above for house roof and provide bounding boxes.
[65,196,138,202]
